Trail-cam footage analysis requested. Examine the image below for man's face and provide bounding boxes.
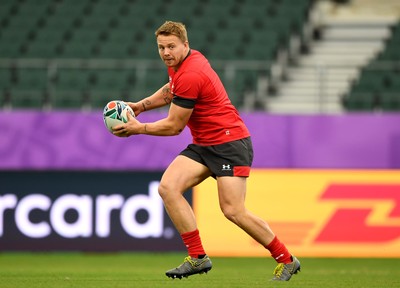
[157,34,189,70]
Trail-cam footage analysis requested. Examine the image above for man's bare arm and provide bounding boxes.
[139,83,173,112]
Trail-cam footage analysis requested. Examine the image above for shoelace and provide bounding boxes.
[273,263,285,277]
[184,256,196,267]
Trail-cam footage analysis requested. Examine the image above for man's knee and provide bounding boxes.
[221,204,245,224]
[158,181,183,201]
[158,181,171,200]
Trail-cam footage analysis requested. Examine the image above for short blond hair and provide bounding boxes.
[155,21,188,43]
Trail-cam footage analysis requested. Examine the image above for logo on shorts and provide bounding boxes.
[222,164,232,171]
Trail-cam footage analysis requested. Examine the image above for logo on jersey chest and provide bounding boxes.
[169,77,174,94]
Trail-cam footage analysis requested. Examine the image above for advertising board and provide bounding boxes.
[194,169,400,257]
[0,171,187,251]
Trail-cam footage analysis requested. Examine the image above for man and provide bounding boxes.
[113,21,300,281]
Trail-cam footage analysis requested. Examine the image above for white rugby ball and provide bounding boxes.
[103,100,135,133]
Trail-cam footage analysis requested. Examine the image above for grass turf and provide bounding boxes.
[0,252,399,288]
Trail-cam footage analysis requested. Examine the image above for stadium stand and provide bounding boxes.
[3,0,375,112]
[342,21,400,111]
[260,0,400,113]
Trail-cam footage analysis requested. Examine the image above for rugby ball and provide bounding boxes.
[103,100,135,133]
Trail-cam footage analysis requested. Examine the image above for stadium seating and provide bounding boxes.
[0,0,313,109]
[343,22,400,112]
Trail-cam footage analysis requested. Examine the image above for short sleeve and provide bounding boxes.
[172,71,201,100]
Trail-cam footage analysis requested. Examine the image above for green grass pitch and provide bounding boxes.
[0,252,399,288]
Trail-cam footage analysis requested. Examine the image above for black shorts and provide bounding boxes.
[180,137,254,178]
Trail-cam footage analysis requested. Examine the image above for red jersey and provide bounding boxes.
[168,49,250,145]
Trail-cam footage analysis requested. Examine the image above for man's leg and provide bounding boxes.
[217,176,300,281]
[159,155,212,278]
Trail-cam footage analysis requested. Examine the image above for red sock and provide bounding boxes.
[181,229,206,259]
[265,236,292,264]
